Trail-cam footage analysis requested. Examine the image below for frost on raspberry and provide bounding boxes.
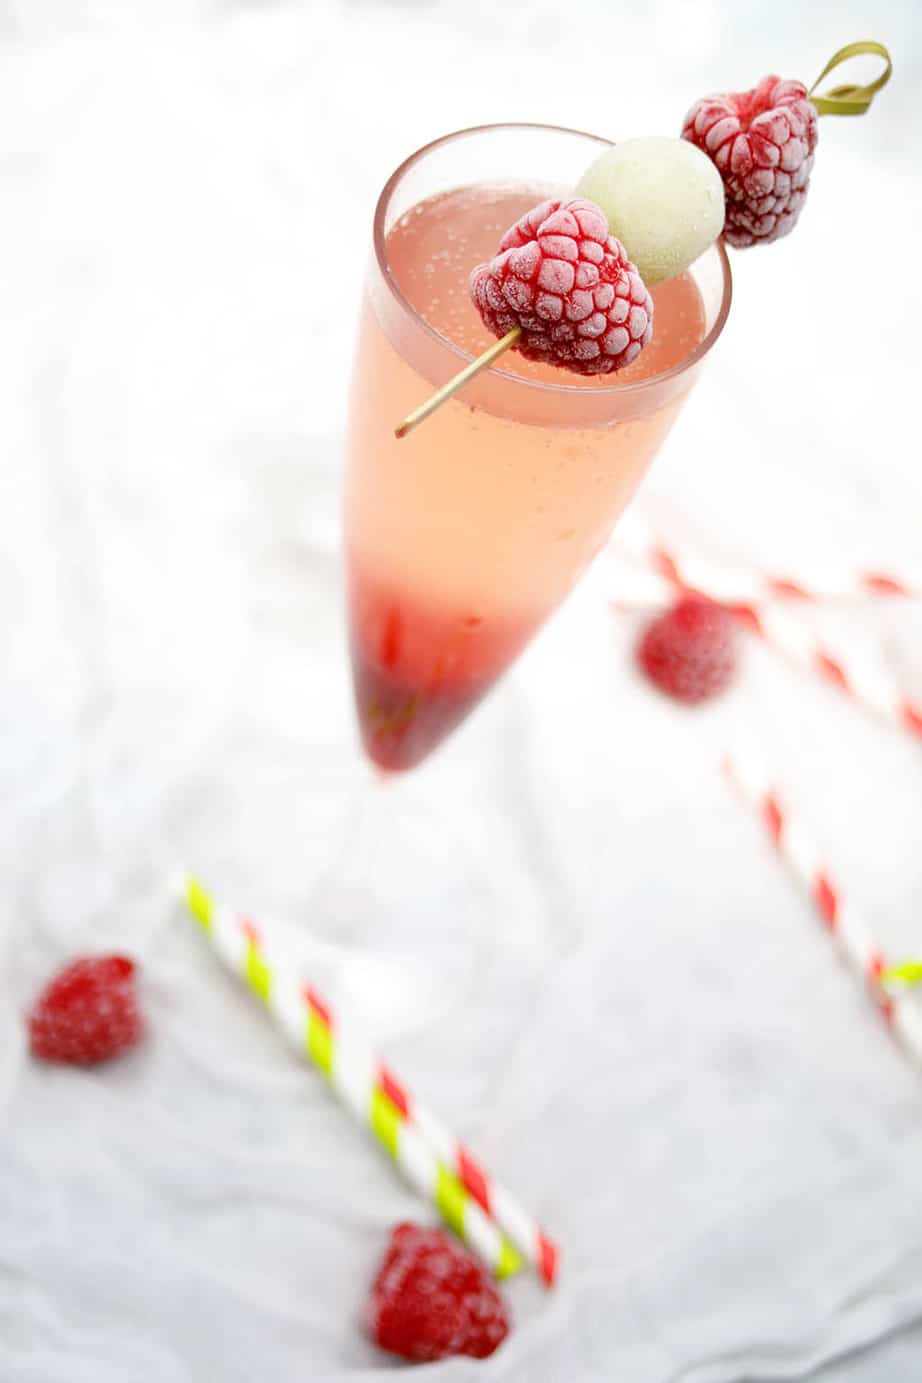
[682,76,819,248]
[636,595,738,705]
[366,1223,510,1363]
[469,197,653,375]
[28,954,144,1066]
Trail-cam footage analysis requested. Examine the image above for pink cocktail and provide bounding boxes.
[345,125,731,770]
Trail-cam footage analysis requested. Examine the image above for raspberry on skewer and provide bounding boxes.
[682,77,818,248]
[681,41,892,247]
[469,197,653,376]
[394,41,891,435]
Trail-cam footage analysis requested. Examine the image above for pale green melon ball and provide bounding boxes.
[577,136,725,284]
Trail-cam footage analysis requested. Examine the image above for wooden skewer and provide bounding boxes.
[394,37,893,440]
[394,327,521,440]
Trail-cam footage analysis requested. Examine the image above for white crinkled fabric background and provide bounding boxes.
[2,1,922,1379]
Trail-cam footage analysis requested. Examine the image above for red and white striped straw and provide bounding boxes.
[610,529,922,743]
[723,750,922,1063]
[613,515,920,606]
[723,600,921,742]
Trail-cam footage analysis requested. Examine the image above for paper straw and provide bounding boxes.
[610,537,922,743]
[723,750,922,1064]
[612,514,920,606]
[385,1083,559,1288]
[733,601,922,742]
[183,878,559,1285]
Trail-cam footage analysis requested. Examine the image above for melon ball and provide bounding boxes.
[577,137,725,284]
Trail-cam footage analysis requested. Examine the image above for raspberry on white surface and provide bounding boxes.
[367,1222,510,1363]
[28,955,145,1066]
[637,596,738,705]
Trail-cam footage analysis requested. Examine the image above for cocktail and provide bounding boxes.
[344,124,731,770]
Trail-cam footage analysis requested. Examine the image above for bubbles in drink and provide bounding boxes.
[386,185,706,385]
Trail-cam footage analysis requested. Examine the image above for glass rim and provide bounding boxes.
[373,121,733,399]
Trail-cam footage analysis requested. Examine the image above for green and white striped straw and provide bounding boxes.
[183,878,525,1280]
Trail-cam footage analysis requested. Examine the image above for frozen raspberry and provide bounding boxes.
[469,197,653,375]
[637,595,738,704]
[366,1223,510,1363]
[682,76,818,247]
[28,955,144,1065]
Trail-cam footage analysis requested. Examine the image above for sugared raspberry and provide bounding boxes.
[366,1223,510,1363]
[637,595,738,704]
[469,197,653,375]
[682,76,818,247]
[28,955,144,1065]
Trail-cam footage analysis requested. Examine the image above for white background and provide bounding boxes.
[2,2,922,1379]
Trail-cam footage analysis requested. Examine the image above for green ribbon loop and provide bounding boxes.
[810,40,892,116]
